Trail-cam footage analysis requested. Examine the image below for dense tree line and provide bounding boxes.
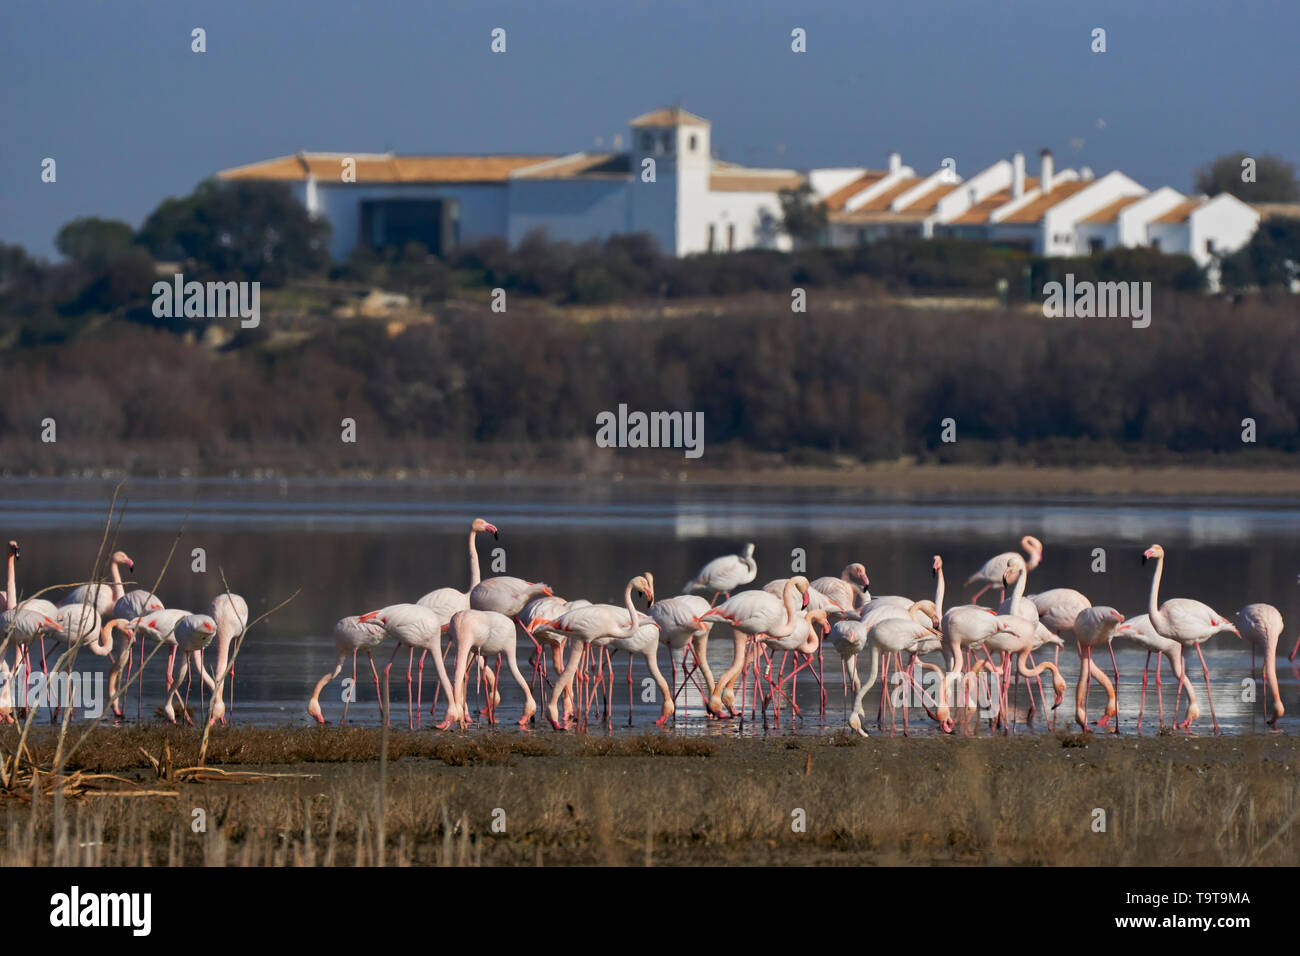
[0,294,1296,475]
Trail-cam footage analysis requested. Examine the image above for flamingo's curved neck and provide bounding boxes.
[468,529,483,590]
[1009,563,1027,609]
[5,554,15,608]
[110,559,125,601]
[1147,553,1164,627]
[781,580,802,631]
[934,568,946,617]
[622,582,638,633]
[1024,545,1042,571]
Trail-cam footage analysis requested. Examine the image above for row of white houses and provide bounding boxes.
[218,106,1265,275]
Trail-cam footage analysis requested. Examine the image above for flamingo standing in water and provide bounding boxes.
[308,615,387,725]
[1115,614,1194,731]
[1237,603,1284,726]
[544,573,655,730]
[646,594,715,713]
[938,603,1000,718]
[683,543,757,604]
[977,613,1066,731]
[520,595,590,722]
[811,563,870,609]
[848,610,946,737]
[443,609,536,729]
[1143,544,1240,733]
[594,608,675,727]
[130,608,192,718]
[208,593,249,725]
[1072,606,1124,732]
[164,614,218,724]
[107,589,165,719]
[697,577,810,719]
[966,536,1043,604]
[358,604,458,728]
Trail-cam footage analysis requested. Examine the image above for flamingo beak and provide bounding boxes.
[358,611,379,622]
[488,524,499,539]
[801,591,810,609]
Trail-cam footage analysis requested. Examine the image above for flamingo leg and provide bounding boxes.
[1195,644,1219,734]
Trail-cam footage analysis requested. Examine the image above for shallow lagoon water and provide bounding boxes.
[1,478,1295,736]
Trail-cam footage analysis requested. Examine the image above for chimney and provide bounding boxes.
[1012,153,1025,198]
[1040,149,1054,193]
[888,152,901,174]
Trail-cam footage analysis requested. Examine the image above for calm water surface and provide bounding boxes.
[2,478,1296,737]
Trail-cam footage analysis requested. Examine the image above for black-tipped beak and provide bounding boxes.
[931,568,937,578]
[493,531,499,540]
[1141,555,1148,565]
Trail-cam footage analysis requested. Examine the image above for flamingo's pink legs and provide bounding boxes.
[1194,644,1219,734]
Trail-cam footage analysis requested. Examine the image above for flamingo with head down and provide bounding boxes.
[443,609,537,729]
[308,615,387,725]
[358,603,458,729]
[1236,603,1284,726]
[848,607,947,737]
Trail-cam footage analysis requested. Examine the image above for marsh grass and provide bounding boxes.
[1,726,1296,866]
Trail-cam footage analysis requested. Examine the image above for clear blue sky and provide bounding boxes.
[3,0,1297,258]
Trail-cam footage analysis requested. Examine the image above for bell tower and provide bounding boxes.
[627,107,711,256]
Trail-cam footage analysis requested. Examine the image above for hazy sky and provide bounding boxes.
[4,0,1297,258]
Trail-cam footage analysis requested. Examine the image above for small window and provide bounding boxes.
[689,134,698,152]
[1088,238,1103,254]
[707,224,715,252]
[727,223,735,251]
[1206,238,1216,254]
[661,132,673,154]
[1150,237,1161,251]
[640,132,653,151]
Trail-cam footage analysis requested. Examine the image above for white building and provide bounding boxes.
[218,109,1265,268]
[217,107,801,260]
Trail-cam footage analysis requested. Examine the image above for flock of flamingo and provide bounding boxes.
[0,521,1292,737]
[307,521,1292,737]
[0,541,247,725]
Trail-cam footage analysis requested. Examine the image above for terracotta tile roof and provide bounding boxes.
[830,208,928,224]
[512,153,632,179]
[710,170,806,192]
[820,171,888,211]
[1149,198,1202,224]
[900,181,960,213]
[996,180,1091,224]
[945,177,1041,225]
[630,107,710,128]
[218,153,557,183]
[1078,194,1145,224]
[851,177,921,212]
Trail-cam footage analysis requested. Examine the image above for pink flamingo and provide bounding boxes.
[811,563,870,609]
[1237,603,1284,726]
[683,543,757,603]
[1072,606,1124,732]
[698,576,810,719]
[164,614,218,725]
[966,536,1043,604]
[207,593,248,725]
[443,609,536,729]
[107,589,165,719]
[1143,544,1240,733]
[848,609,947,737]
[594,609,675,727]
[358,603,458,729]
[646,594,716,712]
[544,573,655,730]
[308,615,387,725]
[521,595,590,721]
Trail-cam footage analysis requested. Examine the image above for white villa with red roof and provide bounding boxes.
[218,107,1262,274]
